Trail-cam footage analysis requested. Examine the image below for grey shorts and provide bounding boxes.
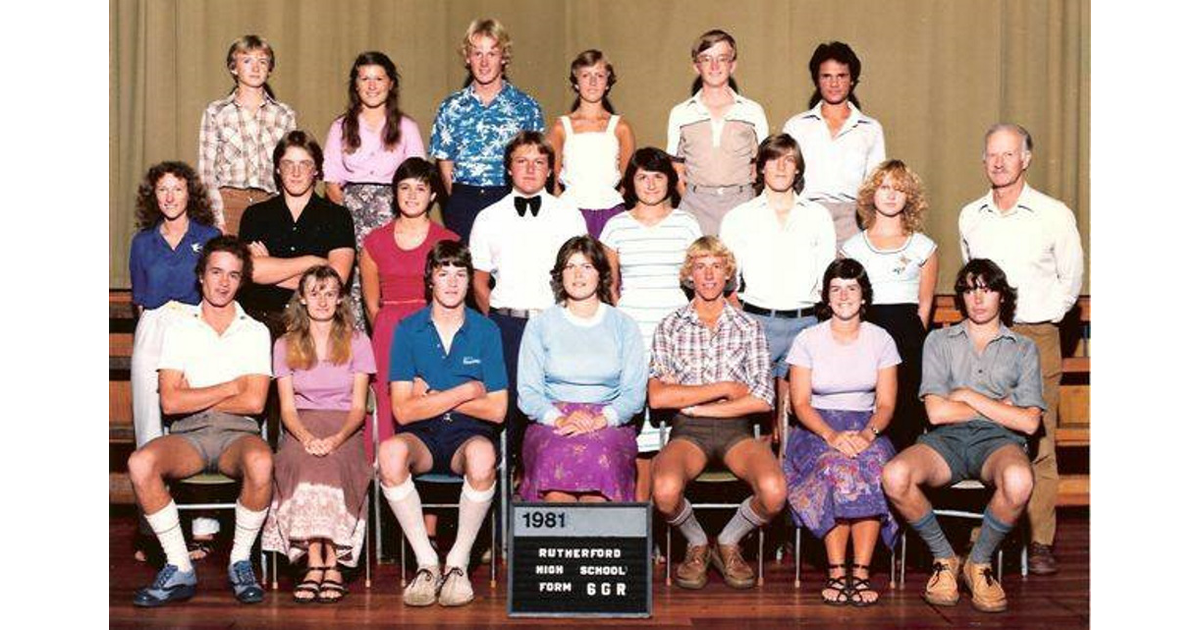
[917,420,1026,486]
[668,414,754,463]
[170,410,261,474]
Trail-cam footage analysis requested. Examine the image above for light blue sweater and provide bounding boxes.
[517,303,648,426]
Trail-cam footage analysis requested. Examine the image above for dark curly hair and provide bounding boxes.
[550,236,613,306]
[135,161,216,230]
[806,41,863,109]
[816,258,873,321]
[953,259,1018,327]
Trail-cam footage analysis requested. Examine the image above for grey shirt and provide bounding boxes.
[919,322,1046,429]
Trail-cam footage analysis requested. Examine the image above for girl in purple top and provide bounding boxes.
[784,258,900,607]
[323,51,426,328]
[261,266,376,604]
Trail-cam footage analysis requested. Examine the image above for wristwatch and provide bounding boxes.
[868,426,880,437]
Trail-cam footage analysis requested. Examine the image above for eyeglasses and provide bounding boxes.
[280,160,315,173]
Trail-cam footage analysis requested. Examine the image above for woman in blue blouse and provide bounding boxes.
[516,236,647,501]
[128,161,221,559]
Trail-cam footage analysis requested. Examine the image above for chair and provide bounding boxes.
[371,404,501,589]
[777,387,899,589]
[168,419,269,586]
[663,420,766,587]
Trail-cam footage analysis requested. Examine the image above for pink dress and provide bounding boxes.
[361,220,459,460]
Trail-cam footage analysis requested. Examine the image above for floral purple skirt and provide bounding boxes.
[518,402,637,502]
[783,408,899,548]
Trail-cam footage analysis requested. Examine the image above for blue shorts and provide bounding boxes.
[745,311,818,378]
[399,413,497,475]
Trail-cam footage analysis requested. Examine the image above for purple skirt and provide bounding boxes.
[783,408,899,548]
[518,402,637,502]
[580,203,625,239]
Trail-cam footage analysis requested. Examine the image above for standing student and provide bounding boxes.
[199,35,297,236]
[323,51,426,329]
[516,236,646,502]
[548,50,636,238]
[599,147,702,500]
[782,41,886,249]
[841,160,938,451]
[261,266,374,604]
[430,18,545,241]
[127,236,273,607]
[958,123,1084,575]
[360,157,458,460]
[379,241,507,608]
[666,29,769,236]
[238,131,355,339]
[128,161,222,562]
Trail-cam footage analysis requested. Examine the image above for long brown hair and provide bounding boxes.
[282,266,355,369]
[339,51,405,153]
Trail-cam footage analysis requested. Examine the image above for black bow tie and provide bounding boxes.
[514,195,542,217]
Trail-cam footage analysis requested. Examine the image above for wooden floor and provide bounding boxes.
[109,507,1089,629]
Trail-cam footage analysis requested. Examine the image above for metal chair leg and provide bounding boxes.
[364,510,372,589]
[794,527,801,588]
[489,508,497,588]
[665,526,672,586]
[757,528,764,587]
[400,524,408,587]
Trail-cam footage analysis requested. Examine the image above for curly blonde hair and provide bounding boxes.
[856,159,928,234]
[679,236,737,289]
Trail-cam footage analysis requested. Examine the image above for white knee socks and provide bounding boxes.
[229,501,267,564]
[446,481,495,570]
[146,501,193,572]
[383,477,439,568]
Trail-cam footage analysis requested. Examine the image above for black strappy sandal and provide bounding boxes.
[293,565,326,604]
[821,564,852,606]
[847,563,879,607]
[318,566,349,603]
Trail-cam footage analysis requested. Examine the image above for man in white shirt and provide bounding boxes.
[720,134,836,426]
[958,123,1084,576]
[127,236,273,607]
[782,41,886,249]
[470,130,587,464]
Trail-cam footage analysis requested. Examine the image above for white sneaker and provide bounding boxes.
[403,565,441,607]
[438,566,474,606]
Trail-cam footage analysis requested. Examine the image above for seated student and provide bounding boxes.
[649,236,786,590]
[881,258,1043,613]
[127,236,273,607]
[378,241,507,608]
[783,258,900,607]
[516,236,646,502]
[261,266,375,604]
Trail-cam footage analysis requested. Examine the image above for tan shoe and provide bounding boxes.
[712,543,756,589]
[962,559,1007,613]
[922,556,961,606]
[437,566,474,607]
[674,544,710,589]
[402,565,440,607]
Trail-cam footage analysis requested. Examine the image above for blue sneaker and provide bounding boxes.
[133,564,197,607]
[228,560,264,604]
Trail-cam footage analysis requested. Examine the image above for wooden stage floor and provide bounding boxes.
[109,506,1089,629]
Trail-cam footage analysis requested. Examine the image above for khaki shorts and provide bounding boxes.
[668,413,754,463]
[170,410,260,473]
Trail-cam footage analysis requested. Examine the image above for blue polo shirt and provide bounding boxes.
[429,81,545,187]
[129,220,222,308]
[389,306,508,421]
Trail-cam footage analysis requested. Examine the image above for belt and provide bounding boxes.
[455,184,508,196]
[686,183,751,196]
[742,302,816,319]
[492,307,542,319]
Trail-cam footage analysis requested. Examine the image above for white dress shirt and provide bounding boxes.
[959,183,1085,324]
[719,192,837,310]
[782,102,886,203]
[469,190,588,310]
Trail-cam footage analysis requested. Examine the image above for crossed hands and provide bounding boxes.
[554,409,607,437]
[302,434,342,457]
[824,430,873,458]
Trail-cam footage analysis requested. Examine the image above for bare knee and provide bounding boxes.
[881,460,913,499]
[652,474,685,515]
[242,447,274,486]
[378,437,411,485]
[127,448,160,486]
[462,440,496,487]
[997,463,1034,507]
[755,469,787,515]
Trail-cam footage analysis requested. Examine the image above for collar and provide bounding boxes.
[975,182,1039,216]
[683,88,751,113]
[191,301,253,333]
[945,321,1017,341]
[467,80,512,103]
[683,299,746,330]
[800,101,866,128]
[215,90,281,109]
[419,305,473,333]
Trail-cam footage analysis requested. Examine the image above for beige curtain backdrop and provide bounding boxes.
[110,0,1089,292]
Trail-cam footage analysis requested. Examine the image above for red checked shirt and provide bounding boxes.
[648,300,773,406]
[197,92,297,220]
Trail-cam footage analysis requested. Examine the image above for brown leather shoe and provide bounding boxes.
[922,556,961,606]
[1028,542,1059,575]
[674,544,710,589]
[962,559,1007,613]
[712,543,756,589]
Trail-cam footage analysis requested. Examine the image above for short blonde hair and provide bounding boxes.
[460,18,513,65]
[226,34,275,73]
[856,159,929,234]
[679,236,737,288]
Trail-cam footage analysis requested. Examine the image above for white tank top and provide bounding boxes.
[558,114,624,210]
